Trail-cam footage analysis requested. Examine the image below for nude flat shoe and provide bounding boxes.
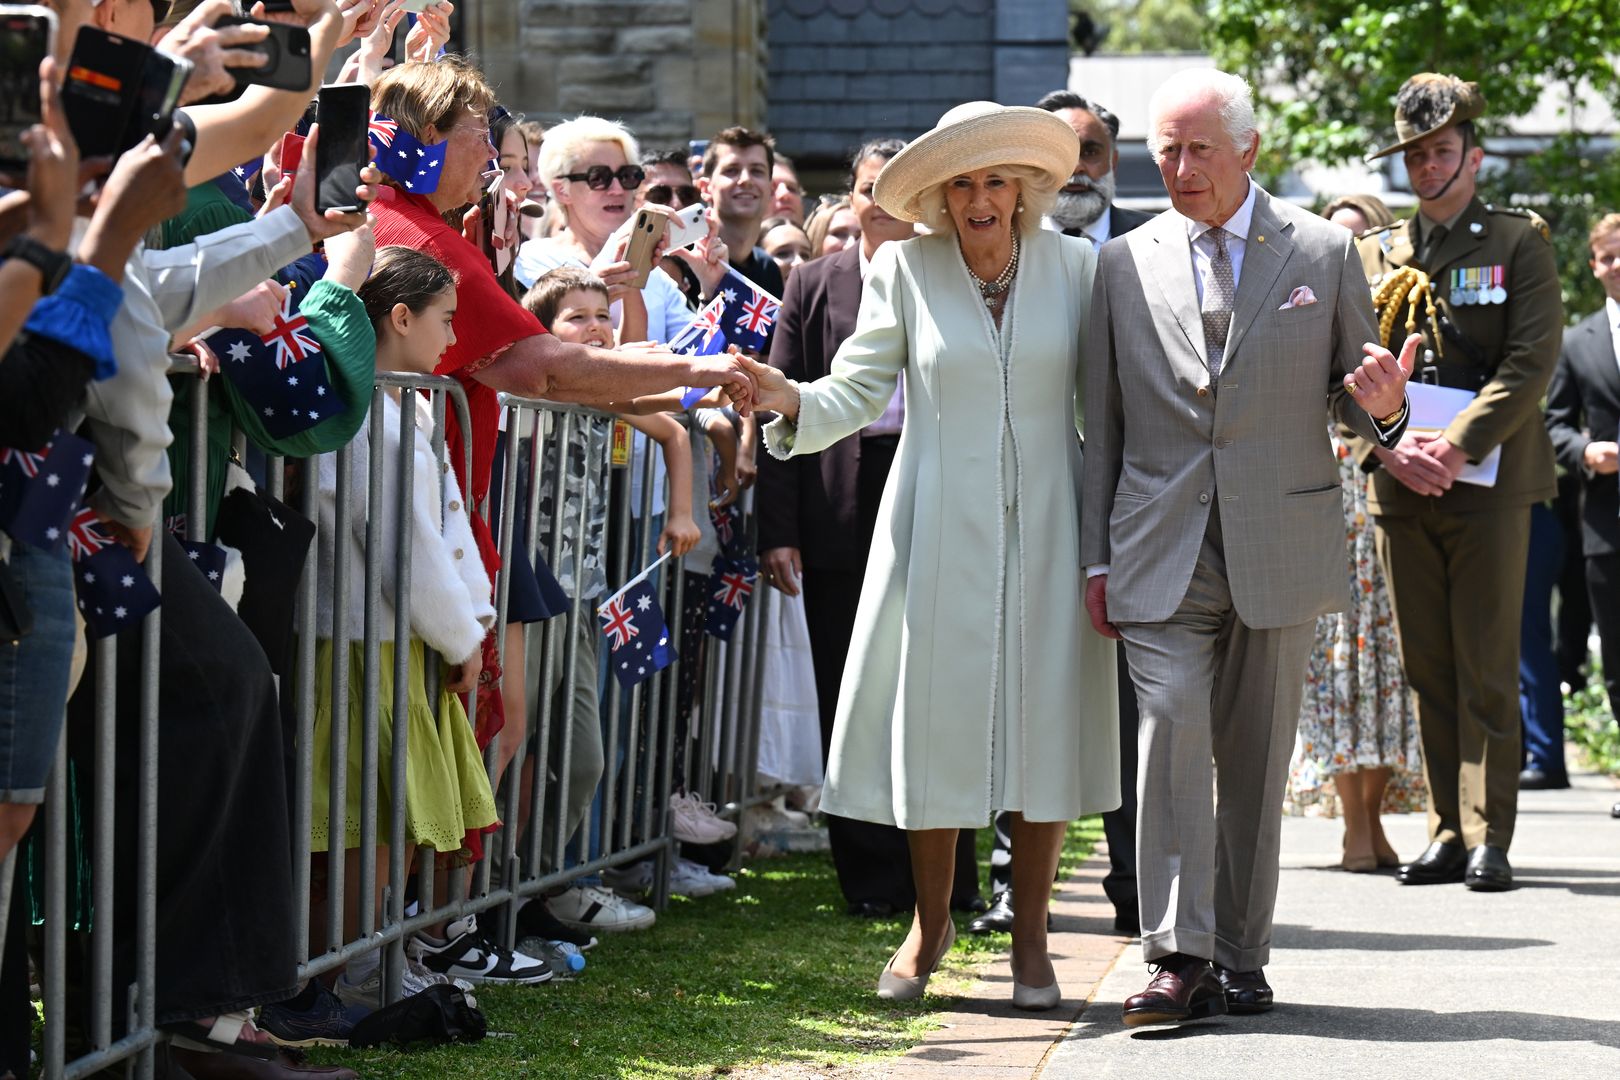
[877,919,957,1001]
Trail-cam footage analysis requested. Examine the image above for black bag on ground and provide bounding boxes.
[347,985,487,1049]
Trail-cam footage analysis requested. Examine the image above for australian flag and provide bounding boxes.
[708,501,750,560]
[0,433,95,551]
[179,539,228,593]
[670,294,730,407]
[368,112,448,194]
[716,267,780,353]
[598,577,677,688]
[703,555,758,641]
[213,257,346,439]
[68,507,161,638]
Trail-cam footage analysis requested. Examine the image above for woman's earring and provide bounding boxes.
[1015,197,1025,214]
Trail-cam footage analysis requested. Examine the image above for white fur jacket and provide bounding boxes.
[315,391,494,663]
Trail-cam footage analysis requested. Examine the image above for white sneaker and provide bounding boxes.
[548,884,656,932]
[670,857,736,898]
[334,956,478,1010]
[669,792,738,844]
[601,859,656,898]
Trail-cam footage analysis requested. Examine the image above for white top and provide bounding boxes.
[1607,297,1620,376]
[316,393,495,662]
[1039,206,1113,249]
[1183,179,1257,304]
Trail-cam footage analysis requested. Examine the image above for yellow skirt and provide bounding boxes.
[309,638,498,855]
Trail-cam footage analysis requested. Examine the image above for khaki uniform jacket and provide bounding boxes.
[1348,198,1563,513]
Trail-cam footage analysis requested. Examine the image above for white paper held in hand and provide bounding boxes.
[1406,382,1500,487]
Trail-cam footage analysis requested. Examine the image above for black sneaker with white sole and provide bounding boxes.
[408,915,553,986]
[515,898,598,951]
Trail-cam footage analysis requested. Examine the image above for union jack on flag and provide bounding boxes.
[713,567,754,608]
[597,577,676,687]
[716,267,781,352]
[261,294,320,370]
[0,446,45,478]
[600,596,640,651]
[66,507,112,561]
[368,113,398,149]
[669,294,727,356]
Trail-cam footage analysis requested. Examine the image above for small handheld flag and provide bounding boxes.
[598,577,677,687]
[715,267,780,352]
[68,507,161,638]
[703,554,758,641]
[0,433,95,551]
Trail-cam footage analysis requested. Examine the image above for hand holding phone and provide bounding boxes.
[154,2,272,104]
[15,58,77,250]
[0,5,58,174]
[213,17,313,94]
[291,121,376,243]
[62,27,193,160]
[314,82,369,214]
[622,208,669,290]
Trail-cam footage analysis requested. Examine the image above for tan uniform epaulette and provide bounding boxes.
[1483,203,1552,242]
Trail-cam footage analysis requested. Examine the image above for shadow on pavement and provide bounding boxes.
[1068,1004,1620,1048]
[1271,924,1552,950]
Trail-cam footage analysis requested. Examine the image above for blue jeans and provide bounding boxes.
[0,542,75,803]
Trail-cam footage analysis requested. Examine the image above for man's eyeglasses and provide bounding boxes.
[644,183,700,207]
[562,165,645,191]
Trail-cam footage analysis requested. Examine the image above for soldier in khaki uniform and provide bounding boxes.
[1348,74,1563,891]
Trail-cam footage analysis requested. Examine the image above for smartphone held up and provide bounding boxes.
[0,4,57,173]
[314,83,371,214]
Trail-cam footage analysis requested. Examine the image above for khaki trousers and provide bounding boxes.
[1375,506,1529,851]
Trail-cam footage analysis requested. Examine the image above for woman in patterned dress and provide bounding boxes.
[1286,196,1427,871]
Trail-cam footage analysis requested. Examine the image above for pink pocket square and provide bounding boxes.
[1279,285,1318,310]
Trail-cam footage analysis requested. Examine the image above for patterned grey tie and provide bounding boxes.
[1201,228,1235,376]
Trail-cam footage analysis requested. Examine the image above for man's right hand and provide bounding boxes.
[1372,432,1455,497]
[158,0,271,105]
[1585,440,1620,476]
[289,124,380,241]
[1085,574,1120,640]
[761,547,802,596]
[686,349,758,414]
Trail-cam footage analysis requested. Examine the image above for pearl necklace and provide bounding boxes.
[964,230,1020,309]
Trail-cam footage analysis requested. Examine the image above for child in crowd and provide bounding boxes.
[310,246,522,1004]
[511,267,706,936]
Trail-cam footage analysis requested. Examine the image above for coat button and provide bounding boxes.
[1215,437,1230,449]
[454,548,464,560]
[449,500,461,512]
[1198,492,1211,504]
[1197,386,1209,397]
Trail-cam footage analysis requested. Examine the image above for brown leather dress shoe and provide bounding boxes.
[1122,953,1228,1027]
[1214,965,1274,1013]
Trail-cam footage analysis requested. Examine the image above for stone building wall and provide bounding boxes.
[467,0,769,148]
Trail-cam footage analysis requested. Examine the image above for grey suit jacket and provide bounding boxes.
[1080,185,1401,630]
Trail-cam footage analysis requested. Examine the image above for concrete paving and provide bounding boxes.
[1041,768,1620,1080]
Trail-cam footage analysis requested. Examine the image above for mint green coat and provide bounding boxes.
[765,230,1120,829]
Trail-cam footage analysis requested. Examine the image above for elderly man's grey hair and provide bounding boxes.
[1146,68,1259,162]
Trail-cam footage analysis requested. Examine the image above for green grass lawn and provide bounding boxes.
[310,817,1101,1080]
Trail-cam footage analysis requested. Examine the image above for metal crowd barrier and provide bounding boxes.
[25,370,797,1077]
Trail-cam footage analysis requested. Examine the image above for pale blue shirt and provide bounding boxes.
[1184,179,1257,304]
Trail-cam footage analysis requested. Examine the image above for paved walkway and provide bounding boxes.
[1040,768,1620,1079]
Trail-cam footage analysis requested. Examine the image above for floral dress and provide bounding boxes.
[1285,430,1427,816]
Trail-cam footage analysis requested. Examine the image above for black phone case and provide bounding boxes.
[216,18,312,94]
[315,86,369,214]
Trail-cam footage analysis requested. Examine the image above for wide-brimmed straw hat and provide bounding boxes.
[1366,73,1486,161]
[873,101,1079,223]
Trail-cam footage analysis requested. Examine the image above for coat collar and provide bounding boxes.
[1419,197,1488,272]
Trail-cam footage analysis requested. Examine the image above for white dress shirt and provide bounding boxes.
[1607,297,1620,377]
[1040,207,1113,250]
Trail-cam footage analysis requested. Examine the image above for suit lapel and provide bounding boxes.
[827,244,863,343]
[1144,215,1208,365]
[1222,189,1293,365]
[1579,311,1620,402]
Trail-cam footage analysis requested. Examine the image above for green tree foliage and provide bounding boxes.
[1072,1,1208,54]
[1207,0,1620,314]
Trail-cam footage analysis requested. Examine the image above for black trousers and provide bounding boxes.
[1554,472,1593,688]
[1587,552,1620,714]
[68,533,298,1028]
[989,645,1139,920]
[800,435,977,910]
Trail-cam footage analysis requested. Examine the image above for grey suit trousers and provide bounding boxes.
[1117,510,1314,971]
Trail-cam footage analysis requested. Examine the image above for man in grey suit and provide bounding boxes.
[1080,68,1416,1027]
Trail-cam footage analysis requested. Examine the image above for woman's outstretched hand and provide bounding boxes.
[740,355,798,420]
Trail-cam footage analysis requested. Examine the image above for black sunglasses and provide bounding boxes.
[644,183,700,207]
[562,165,645,191]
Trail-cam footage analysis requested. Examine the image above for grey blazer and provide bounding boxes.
[1080,185,1401,630]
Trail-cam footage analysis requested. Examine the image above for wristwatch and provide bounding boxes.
[4,234,73,295]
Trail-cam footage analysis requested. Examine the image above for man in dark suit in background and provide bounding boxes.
[969,89,1149,939]
[757,139,983,915]
[1545,212,1620,818]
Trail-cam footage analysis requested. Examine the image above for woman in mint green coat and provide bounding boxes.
[748,102,1119,1011]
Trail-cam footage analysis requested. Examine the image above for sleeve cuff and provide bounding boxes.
[23,265,125,380]
[1086,564,1110,578]
[1371,398,1409,444]
[762,413,798,460]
